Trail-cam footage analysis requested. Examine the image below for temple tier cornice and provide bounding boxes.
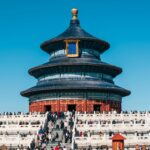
[21,80,130,97]
[28,58,122,78]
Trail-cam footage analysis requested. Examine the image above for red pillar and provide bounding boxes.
[112,133,126,150]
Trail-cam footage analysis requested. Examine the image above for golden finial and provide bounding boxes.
[71,8,78,20]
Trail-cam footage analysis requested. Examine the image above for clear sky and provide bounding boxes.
[0,0,150,112]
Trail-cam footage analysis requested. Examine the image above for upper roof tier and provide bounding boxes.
[40,8,110,54]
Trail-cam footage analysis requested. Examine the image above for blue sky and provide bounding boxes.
[0,0,150,112]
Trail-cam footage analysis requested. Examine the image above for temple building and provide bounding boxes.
[21,9,130,113]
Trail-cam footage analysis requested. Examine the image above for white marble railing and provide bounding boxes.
[74,136,150,147]
[74,112,150,148]
[76,123,150,132]
[77,113,150,122]
[0,135,35,147]
[0,125,41,134]
[0,112,48,147]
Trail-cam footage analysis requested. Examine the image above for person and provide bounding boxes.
[30,139,35,150]
[69,118,74,130]
[87,145,92,150]
[48,132,52,142]
[57,112,61,118]
[38,126,44,135]
[69,131,72,143]
[56,132,59,139]
[60,120,64,129]
[54,145,59,150]
[16,145,20,150]
[41,142,46,150]
[56,124,60,130]
[27,146,30,150]
[63,146,67,150]
[20,144,24,150]
[65,131,69,143]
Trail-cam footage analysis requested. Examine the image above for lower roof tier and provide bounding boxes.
[21,80,130,97]
[29,57,122,78]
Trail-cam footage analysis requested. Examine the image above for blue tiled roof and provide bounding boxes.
[40,19,110,53]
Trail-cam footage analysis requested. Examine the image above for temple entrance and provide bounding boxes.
[67,104,76,112]
[94,104,101,112]
[44,105,51,112]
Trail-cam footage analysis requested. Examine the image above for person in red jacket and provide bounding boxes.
[54,145,59,150]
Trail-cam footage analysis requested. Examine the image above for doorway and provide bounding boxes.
[67,104,76,112]
[94,104,101,112]
[44,105,51,112]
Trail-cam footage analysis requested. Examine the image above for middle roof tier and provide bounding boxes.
[29,57,122,78]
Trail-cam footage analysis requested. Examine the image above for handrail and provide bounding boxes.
[71,112,77,150]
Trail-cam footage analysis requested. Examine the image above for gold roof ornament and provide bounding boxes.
[71,8,78,20]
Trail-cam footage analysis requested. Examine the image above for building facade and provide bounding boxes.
[21,9,130,113]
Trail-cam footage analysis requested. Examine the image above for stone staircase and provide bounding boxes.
[46,118,72,150]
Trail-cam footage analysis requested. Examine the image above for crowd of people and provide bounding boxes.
[28,111,75,150]
[1,111,150,149]
[47,111,75,149]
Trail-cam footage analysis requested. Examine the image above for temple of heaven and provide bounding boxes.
[21,8,130,113]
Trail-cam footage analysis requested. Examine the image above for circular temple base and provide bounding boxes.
[29,99,121,113]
